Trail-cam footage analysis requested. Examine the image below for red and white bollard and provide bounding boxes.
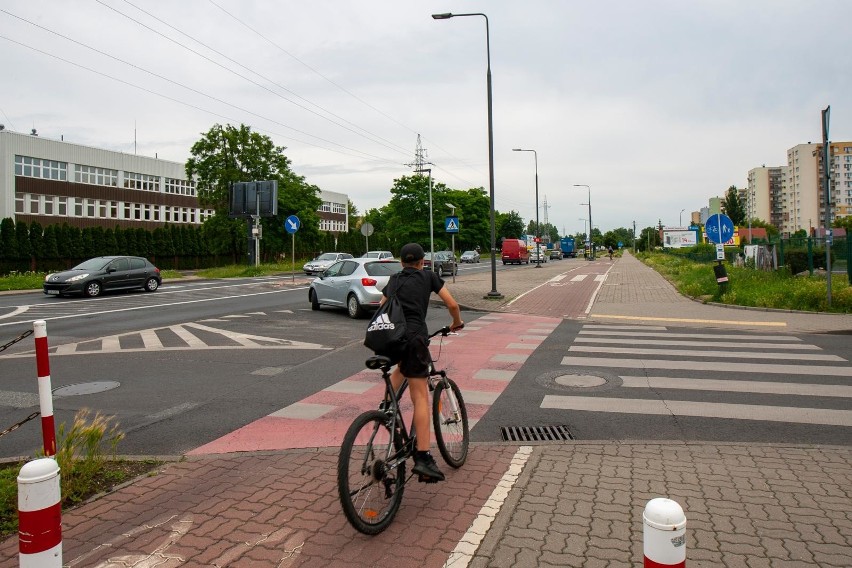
[18,458,62,567]
[33,320,56,457]
[643,497,686,567]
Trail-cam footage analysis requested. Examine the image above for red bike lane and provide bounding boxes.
[501,261,615,319]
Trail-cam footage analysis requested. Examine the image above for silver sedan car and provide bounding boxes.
[309,258,402,318]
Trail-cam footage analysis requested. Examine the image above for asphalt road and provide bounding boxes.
[1,269,850,461]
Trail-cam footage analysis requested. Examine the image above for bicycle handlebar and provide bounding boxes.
[429,323,464,338]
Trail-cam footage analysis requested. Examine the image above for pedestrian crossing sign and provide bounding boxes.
[445,216,459,233]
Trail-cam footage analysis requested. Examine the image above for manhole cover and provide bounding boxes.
[555,374,606,387]
[53,381,120,397]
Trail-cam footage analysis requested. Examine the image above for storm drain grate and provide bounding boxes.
[500,425,574,442]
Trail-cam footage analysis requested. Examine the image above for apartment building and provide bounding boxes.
[747,166,784,229]
[782,142,852,236]
[318,189,349,233]
[1,128,213,231]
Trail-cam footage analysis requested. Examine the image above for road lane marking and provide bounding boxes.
[592,314,787,327]
[574,337,818,350]
[0,306,29,320]
[619,376,852,397]
[541,395,852,427]
[568,345,842,361]
[584,265,614,315]
[561,356,852,376]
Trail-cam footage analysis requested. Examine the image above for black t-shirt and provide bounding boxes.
[382,267,445,337]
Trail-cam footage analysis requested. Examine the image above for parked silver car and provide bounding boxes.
[303,252,354,275]
[361,251,394,260]
[309,258,402,318]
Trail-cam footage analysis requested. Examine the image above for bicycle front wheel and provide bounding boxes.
[337,410,406,535]
[432,377,469,468]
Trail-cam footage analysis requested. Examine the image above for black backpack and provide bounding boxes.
[363,274,410,360]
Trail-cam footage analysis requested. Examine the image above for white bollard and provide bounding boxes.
[643,497,686,568]
[18,458,62,567]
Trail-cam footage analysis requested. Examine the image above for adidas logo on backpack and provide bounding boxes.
[367,313,395,332]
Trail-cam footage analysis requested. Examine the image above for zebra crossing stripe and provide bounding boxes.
[573,337,819,350]
[579,330,802,341]
[540,395,852,427]
[560,356,852,377]
[618,376,852,398]
[567,345,842,361]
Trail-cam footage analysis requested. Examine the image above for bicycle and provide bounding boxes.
[337,325,470,535]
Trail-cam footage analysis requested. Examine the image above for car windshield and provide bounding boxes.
[72,258,112,270]
[364,261,402,276]
[316,253,339,261]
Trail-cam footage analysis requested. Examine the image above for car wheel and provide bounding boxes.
[144,277,159,292]
[347,294,365,319]
[438,265,445,277]
[310,289,321,310]
[84,281,102,297]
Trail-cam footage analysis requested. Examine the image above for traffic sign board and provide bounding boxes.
[705,214,734,245]
[284,215,300,234]
[445,216,459,233]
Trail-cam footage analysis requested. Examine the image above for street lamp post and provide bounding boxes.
[432,11,502,298]
[512,148,540,267]
[446,202,457,283]
[574,184,593,260]
[680,208,685,227]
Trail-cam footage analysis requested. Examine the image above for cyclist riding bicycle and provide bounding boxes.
[607,245,614,260]
[379,242,464,482]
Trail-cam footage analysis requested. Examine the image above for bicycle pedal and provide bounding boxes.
[417,474,442,484]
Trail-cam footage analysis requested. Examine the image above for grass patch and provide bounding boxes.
[195,261,299,279]
[0,409,164,539]
[638,252,852,313]
[0,271,45,292]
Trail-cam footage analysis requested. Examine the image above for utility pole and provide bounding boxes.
[822,106,832,307]
[406,135,436,263]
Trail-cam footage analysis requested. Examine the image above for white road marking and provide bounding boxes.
[579,330,801,341]
[540,395,852,427]
[0,306,29,320]
[561,356,852,377]
[568,345,842,361]
[619,375,852,397]
[574,337,819,350]
[444,446,532,568]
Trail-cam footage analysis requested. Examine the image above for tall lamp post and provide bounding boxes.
[574,184,593,260]
[512,148,541,267]
[432,12,502,298]
[679,208,685,227]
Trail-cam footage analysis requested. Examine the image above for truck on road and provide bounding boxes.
[560,237,577,258]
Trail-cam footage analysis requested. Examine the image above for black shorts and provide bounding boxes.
[398,335,432,378]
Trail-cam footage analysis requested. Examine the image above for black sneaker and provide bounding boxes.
[413,452,445,483]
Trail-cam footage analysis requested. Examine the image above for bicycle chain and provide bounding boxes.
[0,329,33,353]
[0,412,40,439]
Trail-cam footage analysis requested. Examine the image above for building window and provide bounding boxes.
[44,197,54,215]
[125,172,161,192]
[30,197,39,214]
[15,194,24,213]
[87,200,95,217]
[75,165,118,187]
[164,178,196,196]
[57,197,67,216]
[14,155,68,181]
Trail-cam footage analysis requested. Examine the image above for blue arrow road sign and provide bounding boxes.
[284,215,301,234]
[445,216,459,233]
[705,213,734,244]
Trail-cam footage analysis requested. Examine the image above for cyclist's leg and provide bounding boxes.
[408,378,430,452]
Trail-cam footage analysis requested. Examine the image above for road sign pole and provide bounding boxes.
[291,233,295,283]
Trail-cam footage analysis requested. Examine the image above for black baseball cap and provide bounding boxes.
[400,243,425,262]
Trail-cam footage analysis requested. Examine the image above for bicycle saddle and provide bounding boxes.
[366,356,393,370]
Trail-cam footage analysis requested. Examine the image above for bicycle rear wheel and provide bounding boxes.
[338,410,406,534]
[432,377,469,468]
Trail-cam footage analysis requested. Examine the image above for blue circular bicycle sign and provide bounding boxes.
[705,214,734,245]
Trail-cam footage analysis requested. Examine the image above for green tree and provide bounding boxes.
[444,187,491,252]
[743,218,779,242]
[42,224,60,260]
[186,123,321,261]
[833,216,852,231]
[15,220,30,262]
[496,211,525,241]
[28,222,44,266]
[103,228,118,255]
[721,185,747,226]
[637,226,661,252]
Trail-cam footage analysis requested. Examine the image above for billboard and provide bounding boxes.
[662,229,698,248]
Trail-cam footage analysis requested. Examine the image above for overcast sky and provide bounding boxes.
[2,1,850,236]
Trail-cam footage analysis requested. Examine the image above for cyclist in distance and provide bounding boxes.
[380,242,464,482]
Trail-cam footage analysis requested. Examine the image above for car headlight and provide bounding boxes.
[66,273,89,282]
[44,273,55,282]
